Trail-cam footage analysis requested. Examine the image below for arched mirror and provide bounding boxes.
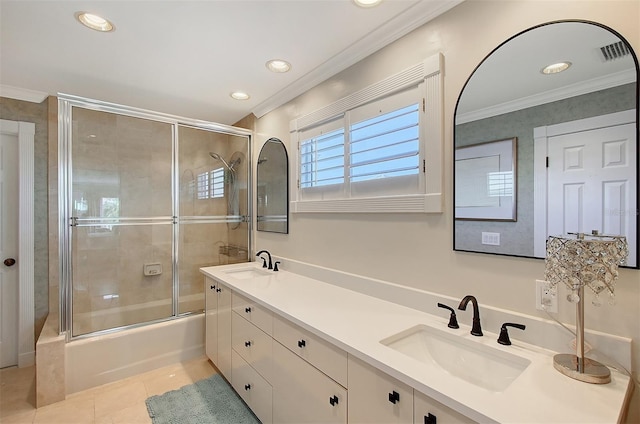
[454,20,638,268]
[257,138,289,234]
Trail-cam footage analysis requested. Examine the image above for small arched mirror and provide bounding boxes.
[454,20,638,268]
[257,138,289,234]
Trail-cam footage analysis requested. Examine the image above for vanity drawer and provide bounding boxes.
[232,311,273,381]
[232,349,273,424]
[232,292,273,335]
[273,314,347,387]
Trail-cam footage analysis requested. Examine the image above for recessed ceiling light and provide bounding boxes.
[230,91,250,101]
[75,12,114,32]
[541,61,572,75]
[353,0,382,7]
[266,59,292,73]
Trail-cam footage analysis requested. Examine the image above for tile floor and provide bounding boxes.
[0,356,216,424]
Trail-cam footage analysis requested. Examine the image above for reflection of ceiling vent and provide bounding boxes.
[599,41,630,61]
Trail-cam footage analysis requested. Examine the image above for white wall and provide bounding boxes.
[254,0,640,420]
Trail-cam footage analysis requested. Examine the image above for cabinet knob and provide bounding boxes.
[388,391,400,404]
[424,412,437,424]
[329,395,339,406]
[245,341,252,347]
[245,384,251,391]
[297,339,306,348]
[245,307,252,313]
[210,285,215,290]
[216,288,221,292]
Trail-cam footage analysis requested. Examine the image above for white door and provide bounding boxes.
[0,127,19,368]
[547,122,636,266]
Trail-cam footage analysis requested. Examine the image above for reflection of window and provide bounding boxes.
[99,197,119,230]
[487,171,513,197]
[197,168,224,199]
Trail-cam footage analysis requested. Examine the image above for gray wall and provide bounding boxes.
[454,83,636,256]
[0,96,49,338]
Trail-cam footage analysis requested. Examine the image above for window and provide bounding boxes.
[290,53,443,213]
[196,168,224,200]
[349,103,420,183]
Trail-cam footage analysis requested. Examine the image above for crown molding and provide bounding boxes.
[252,0,463,119]
[0,85,49,103]
[455,69,636,125]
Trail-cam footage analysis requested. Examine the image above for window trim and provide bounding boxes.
[290,53,444,213]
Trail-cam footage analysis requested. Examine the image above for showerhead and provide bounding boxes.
[209,152,233,171]
[210,151,243,172]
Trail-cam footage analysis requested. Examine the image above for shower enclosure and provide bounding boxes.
[58,95,251,338]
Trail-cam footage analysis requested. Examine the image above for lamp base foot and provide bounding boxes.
[553,353,611,384]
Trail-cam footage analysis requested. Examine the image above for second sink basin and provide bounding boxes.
[381,324,530,392]
[224,267,273,280]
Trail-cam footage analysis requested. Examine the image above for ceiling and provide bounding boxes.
[456,21,636,123]
[0,0,462,125]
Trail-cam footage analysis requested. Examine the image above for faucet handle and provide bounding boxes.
[259,257,268,268]
[273,261,280,271]
[497,322,526,345]
[437,303,459,329]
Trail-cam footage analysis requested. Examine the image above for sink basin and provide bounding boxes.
[381,324,530,392]
[224,267,273,280]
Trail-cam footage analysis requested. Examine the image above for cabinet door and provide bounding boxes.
[204,278,218,363]
[348,356,413,424]
[232,311,273,381]
[217,283,232,378]
[272,342,346,424]
[232,350,273,424]
[414,391,476,424]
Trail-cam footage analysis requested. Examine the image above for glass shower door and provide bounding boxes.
[177,126,250,314]
[70,107,174,336]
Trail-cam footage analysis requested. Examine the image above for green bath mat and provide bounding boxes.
[145,373,260,424]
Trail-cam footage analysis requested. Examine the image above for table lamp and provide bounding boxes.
[545,232,628,384]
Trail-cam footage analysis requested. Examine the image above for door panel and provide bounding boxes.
[548,123,636,266]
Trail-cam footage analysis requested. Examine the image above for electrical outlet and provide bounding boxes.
[535,279,558,313]
[481,232,500,246]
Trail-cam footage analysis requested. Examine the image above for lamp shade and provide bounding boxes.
[545,233,628,299]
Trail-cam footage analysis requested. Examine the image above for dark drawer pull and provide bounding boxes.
[245,341,252,347]
[245,307,252,313]
[297,339,306,348]
[210,285,215,290]
[245,384,251,391]
[216,288,221,292]
[424,413,437,424]
[329,395,339,406]
[388,390,400,404]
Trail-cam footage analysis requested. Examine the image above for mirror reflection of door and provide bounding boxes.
[533,111,636,266]
[454,21,638,268]
[257,138,289,234]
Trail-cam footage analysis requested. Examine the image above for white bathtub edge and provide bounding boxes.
[65,314,205,394]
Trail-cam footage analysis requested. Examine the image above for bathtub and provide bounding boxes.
[65,313,205,394]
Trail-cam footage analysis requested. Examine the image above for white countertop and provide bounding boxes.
[201,262,632,423]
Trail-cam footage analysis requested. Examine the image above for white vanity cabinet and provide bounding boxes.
[272,340,347,424]
[204,277,232,378]
[414,391,475,424]
[230,291,274,424]
[348,355,413,424]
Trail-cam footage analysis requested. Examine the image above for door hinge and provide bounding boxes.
[297,179,300,189]
[423,159,426,173]
[422,98,426,112]
[546,156,549,168]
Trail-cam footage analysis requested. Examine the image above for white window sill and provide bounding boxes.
[290,194,442,214]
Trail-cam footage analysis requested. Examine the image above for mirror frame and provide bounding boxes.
[452,20,639,268]
[256,137,289,234]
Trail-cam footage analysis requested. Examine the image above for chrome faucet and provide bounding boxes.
[256,250,273,270]
[458,295,483,336]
